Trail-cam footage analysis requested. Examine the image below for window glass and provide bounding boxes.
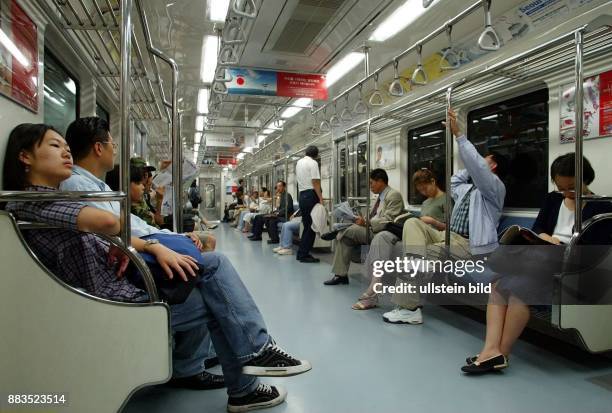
[407,121,446,205]
[356,139,368,198]
[338,146,347,201]
[44,50,78,135]
[96,103,110,124]
[467,89,549,208]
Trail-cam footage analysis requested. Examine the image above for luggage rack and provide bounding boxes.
[40,0,164,121]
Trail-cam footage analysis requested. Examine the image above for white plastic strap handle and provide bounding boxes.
[340,95,353,122]
[388,61,405,97]
[478,0,501,51]
[232,0,257,19]
[212,81,228,95]
[440,25,460,70]
[353,85,368,114]
[219,44,239,65]
[215,67,233,82]
[319,119,331,133]
[311,117,322,136]
[411,44,428,86]
[369,74,384,106]
[223,18,246,44]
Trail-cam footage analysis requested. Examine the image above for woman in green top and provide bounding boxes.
[352,168,447,310]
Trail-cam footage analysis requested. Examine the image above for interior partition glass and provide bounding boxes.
[43,49,79,135]
[467,88,549,208]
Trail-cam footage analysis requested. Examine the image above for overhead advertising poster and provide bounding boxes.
[0,0,38,112]
[559,69,612,144]
[227,68,327,100]
[205,132,256,150]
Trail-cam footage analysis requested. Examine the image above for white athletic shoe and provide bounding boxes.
[276,248,293,255]
[272,246,283,253]
[382,307,423,324]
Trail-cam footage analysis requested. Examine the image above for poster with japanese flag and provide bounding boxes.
[560,69,612,143]
[227,67,327,100]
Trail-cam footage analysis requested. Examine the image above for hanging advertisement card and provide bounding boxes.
[227,67,327,100]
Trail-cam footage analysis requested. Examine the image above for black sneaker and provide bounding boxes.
[227,384,287,412]
[242,341,312,377]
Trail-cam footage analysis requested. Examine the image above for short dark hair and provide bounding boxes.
[370,168,388,184]
[239,178,244,185]
[277,180,286,187]
[65,117,111,161]
[3,123,59,191]
[105,164,143,191]
[550,153,595,185]
[487,151,509,180]
[305,145,319,159]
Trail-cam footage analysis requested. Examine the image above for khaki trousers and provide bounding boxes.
[331,224,372,275]
[392,218,471,309]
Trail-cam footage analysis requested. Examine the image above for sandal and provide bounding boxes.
[352,293,378,310]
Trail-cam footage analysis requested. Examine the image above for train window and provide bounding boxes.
[467,89,548,208]
[43,49,79,134]
[96,103,110,124]
[338,147,347,201]
[356,138,368,198]
[407,121,446,205]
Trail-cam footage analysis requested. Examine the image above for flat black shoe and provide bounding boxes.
[167,370,225,390]
[227,384,287,413]
[249,237,262,241]
[324,275,349,285]
[267,239,279,244]
[320,230,340,241]
[299,256,320,263]
[461,354,508,374]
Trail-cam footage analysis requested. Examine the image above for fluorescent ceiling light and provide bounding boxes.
[481,114,499,120]
[194,143,200,154]
[281,98,312,119]
[257,135,266,144]
[200,35,218,83]
[197,89,209,114]
[262,128,275,134]
[237,152,246,159]
[194,132,202,144]
[0,29,29,67]
[419,129,443,137]
[195,115,205,131]
[243,146,254,153]
[266,120,285,130]
[208,0,230,23]
[369,0,434,42]
[326,52,365,87]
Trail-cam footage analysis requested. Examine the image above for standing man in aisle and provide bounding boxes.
[295,145,323,263]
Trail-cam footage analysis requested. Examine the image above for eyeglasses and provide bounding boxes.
[101,141,118,151]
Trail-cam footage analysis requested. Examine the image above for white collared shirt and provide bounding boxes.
[295,155,320,191]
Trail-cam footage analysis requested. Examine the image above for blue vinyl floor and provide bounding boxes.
[125,224,612,413]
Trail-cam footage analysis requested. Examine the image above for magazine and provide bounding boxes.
[499,225,556,246]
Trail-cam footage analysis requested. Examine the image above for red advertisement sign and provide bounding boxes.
[277,72,328,100]
[599,70,612,137]
[0,0,38,112]
[217,158,237,166]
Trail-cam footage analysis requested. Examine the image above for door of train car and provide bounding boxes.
[198,176,222,222]
[337,132,369,214]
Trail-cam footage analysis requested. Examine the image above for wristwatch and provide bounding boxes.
[144,238,160,252]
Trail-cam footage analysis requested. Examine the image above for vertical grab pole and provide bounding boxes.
[272,163,277,211]
[170,61,182,232]
[344,131,349,202]
[444,85,455,249]
[119,0,133,246]
[573,29,584,233]
[284,156,289,221]
[365,122,372,244]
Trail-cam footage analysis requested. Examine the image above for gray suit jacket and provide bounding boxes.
[369,187,406,233]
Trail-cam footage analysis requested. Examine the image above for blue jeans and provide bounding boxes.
[171,251,271,397]
[237,210,249,231]
[280,220,300,249]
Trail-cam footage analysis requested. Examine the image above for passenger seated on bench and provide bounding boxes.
[250,180,294,242]
[3,123,311,412]
[243,188,271,233]
[236,190,259,231]
[461,153,612,374]
[352,168,447,310]
[323,168,406,286]
[383,109,507,325]
[273,210,302,255]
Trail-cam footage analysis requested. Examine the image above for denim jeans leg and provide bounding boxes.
[281,221,299,249]
[169,289,210,378]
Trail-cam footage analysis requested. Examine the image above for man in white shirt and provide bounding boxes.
[295,145,323,263]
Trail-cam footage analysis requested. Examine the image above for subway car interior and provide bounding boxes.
[1,0,612,412]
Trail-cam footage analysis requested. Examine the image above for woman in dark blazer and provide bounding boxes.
[461,153,612,374]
